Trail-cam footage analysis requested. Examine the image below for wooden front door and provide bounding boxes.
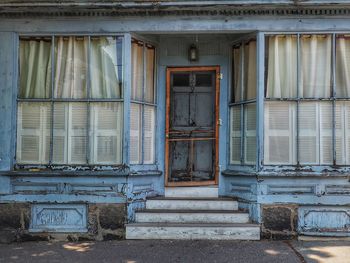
[165,66,220,186]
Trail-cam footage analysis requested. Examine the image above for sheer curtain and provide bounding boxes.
[265,35,297,164]
[336,36,350,98]
[131,41,144,101]
[233,47,242,102]
[266,35,297,98]
[18,36,124,166]
[265,35,333,165]
[145,45,155,103]
[19,38,52,98]
[54,36,88,98]
[300,35,332,98]
[244,41,257,100]
[90,37,121,98]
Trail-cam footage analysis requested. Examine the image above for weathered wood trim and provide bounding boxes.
[4,4,350,18]
[165,66,220,187]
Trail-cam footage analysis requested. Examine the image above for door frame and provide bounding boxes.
[165,66,220,187]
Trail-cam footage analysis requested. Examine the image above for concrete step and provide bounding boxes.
[165,187,218,198]
[135,210,249,223]
[146,198,238,211]
[126,223,260,240]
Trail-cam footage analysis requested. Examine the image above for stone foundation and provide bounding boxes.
[0,203,126,243]
[261,204,298,240]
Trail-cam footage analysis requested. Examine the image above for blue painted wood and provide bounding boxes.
[256,32,264,171]
[0,32,16,171]
[123,33,132,165]
[4,18,350,34]
[30,204,87,233]
[298,206,350,237]
[0,32,16,194]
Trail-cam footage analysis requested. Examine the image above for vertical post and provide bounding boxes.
[123,33,132,165]
[240,44,244,165]
[256,32,265,171]
[11,33,19,170]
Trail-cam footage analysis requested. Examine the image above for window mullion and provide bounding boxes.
[240,44,244,164]
[86,36,91,165]
[296,33,300,166]
[49,35,55,166]
[141,43,146,164]
[332,33,337,165]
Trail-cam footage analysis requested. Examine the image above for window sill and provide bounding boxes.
[0,169,130,177]
[129,170,162,177]
[222,169,257,177]
[0,168,163,178]
[223,167,350,178]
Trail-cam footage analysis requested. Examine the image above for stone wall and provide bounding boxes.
[0,203,126,243]
[261,204,298,240]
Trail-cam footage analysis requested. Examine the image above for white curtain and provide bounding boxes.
[233,47,242,102]
[266,35,297,98]
[244,41,257,100]
[336,37,350,98]
[19,38,52,98]
[300,35,332,98]
[90,37,121,98]
[145,45,155,103]
[131,42,144,101]
[54,37,88,98]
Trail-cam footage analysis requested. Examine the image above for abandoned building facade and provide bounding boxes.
[0,0,350,241]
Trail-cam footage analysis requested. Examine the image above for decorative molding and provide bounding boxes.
[11,178,125,196]
[325,185,350,195]
[2,6,350,18]
[267,185,315,195]
[30,204,87,232]
[299,207,350,234]
[132,183,154,194]
[230,183,252,193]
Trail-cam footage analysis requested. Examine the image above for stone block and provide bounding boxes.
[99,204,125,230]
[0,203,126,242]
[261,205,298,240]
[87,203,126,240]
[0,203,30,230]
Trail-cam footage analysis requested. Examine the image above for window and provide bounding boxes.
[230,39,257,165]
[16,36,124,166]
[265,34,350,166]
[130,39,156,164]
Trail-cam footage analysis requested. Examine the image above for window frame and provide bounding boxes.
[129,37,158,167]
[228,35,258,171]
[15,33,126,170]
[262,31,350,173]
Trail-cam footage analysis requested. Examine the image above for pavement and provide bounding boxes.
[0,240,349,263]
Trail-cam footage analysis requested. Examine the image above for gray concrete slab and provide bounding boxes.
[0,240,301,263]
[291,240,350,263]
